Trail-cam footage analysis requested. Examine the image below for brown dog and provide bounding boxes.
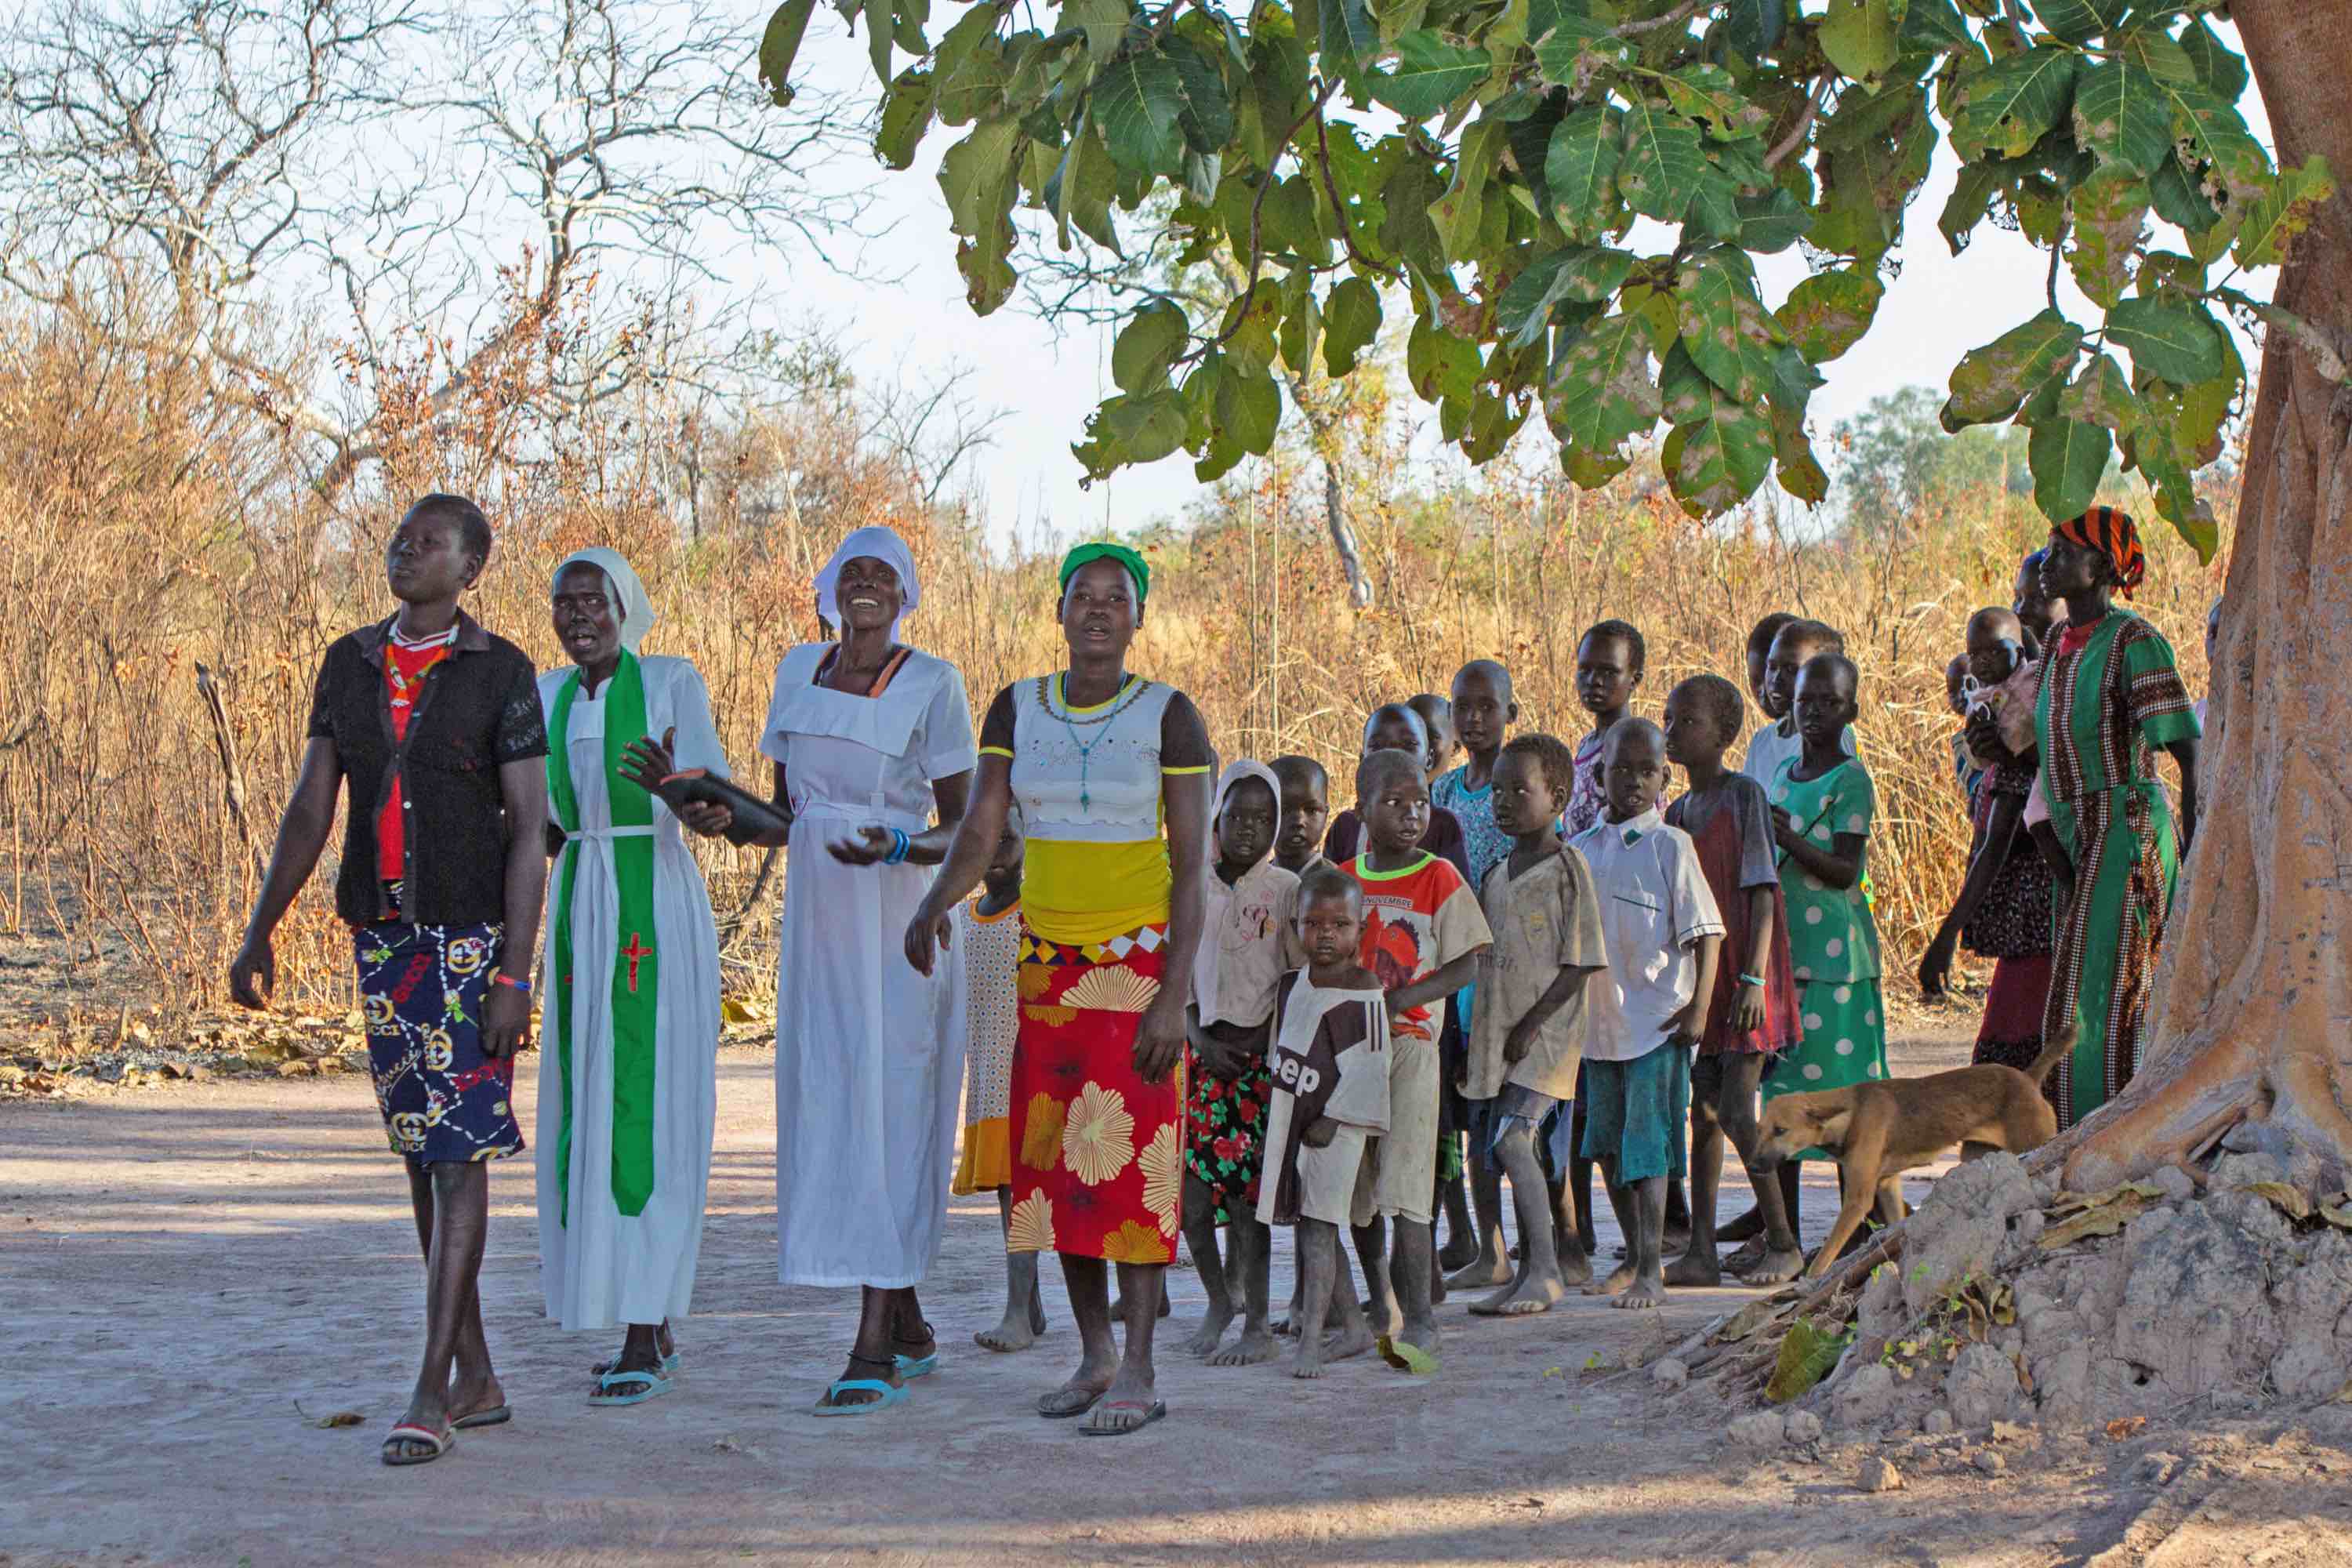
[1753,1036,2067,1279]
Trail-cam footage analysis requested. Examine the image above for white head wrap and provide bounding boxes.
[1210,760,1282,868]
[815,524,921,641]
[551,546,655,653]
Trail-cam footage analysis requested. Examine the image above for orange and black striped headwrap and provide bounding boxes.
[2056,506,2146,598]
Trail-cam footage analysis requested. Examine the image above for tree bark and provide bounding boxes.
[2053,2,2352,1191]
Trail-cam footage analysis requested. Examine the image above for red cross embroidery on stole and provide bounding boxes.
[622,934,652,993]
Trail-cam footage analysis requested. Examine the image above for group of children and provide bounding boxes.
[954,612,1894,1377]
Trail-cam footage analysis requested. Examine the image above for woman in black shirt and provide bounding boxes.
[230,494,549,1466]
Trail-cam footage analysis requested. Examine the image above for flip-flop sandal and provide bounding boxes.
[892,1321,939,1379]
[588,1368,673,1407]
[592,1351,680,1377]
[1078,1399,1167,1437]
[1036,1388,1107,1420]
[811,1378,908,1417]
[381,1421,454,1466]
[452,1405,511,1430]
[1376,1334,1439,1375]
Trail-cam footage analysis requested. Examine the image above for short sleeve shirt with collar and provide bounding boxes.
[304,612,547,927]
[1572,808,1725,1062]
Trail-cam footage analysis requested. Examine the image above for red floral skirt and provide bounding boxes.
[1007,923,1181,1263]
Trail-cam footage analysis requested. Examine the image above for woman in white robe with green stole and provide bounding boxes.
[535,547,728,1406]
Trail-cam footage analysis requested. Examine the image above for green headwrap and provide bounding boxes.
[1058,540,1149,606]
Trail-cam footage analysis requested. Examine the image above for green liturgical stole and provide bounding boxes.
[546,651,659,1222]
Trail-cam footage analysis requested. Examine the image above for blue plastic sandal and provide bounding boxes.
[892,1351,940,1380]
[588,1367,673,1407]
[811,1378,908,1417]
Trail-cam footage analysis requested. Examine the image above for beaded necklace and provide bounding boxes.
[1041,671,1151,812]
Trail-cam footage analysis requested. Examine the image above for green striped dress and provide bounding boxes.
[2033,611,2200,1129]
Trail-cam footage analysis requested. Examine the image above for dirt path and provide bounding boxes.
[5,1029,2348,1567]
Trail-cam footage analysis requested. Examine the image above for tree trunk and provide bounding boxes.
[2053,2,2352,1191]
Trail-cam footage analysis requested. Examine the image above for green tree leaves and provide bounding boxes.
[1948,48,2077,162]
[1323,278,1384,376]
[1944,310,2084,431]
[1094,52,1189,176]
[757,0,819,107]
[1819,0,1902,88]
[1369,30,1490,120]
[2072,61,2170,178]
[1544,314,1661,463]
[1617,99,1707,225]
[2104,296,2225,386]
[2028,417,2111,524]
[804,0,2277,546]
[1544,105,1623,241]
[1780,267,1883,365]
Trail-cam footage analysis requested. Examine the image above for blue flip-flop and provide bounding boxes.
[811,1378,908,1417]
[588,1367,673,1407]
[892,1351,940,1380]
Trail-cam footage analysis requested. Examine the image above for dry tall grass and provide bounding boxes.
[0,298,2230,1029]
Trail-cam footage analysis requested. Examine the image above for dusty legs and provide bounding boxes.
[977,1187,1047,1352]
[1470,1120,1569,1315]
[1586,1162,1666,1309]
[388,1160,498,1460]
[1043,1257,1167,1433]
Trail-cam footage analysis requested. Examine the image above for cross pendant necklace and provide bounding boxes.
[1054,673,1134,811]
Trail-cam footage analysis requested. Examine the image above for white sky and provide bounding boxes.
[756,19,2274,548]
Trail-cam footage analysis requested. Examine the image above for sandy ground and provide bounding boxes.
[7,1026,2352,1568]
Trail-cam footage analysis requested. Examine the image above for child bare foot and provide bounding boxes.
[1586,1262,1638,1297]
[1740,1247,1806,1286]
[1471,1269,1564,1316]
[975,1294,1046,1352]
[1208,1325,1280,1367]
[1178,1306,1234,1358]
[1662,1247,1722,1287]
[1612,1275,1666,1309]
[978,1193,1048,1351]
[1443,1253,1511,1290]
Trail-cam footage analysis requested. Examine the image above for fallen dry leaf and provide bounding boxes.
[307,1410,365,1428]
[2105,1416,2148,1440]
[2241,1181,2314,1221]
[2041,1189,2160,1249]
[1716,1298,1784,1344]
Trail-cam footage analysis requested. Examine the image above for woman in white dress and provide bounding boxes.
[688,524,976,1415]
[535,548,728,1406]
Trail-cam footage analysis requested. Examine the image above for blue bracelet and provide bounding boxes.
[883,827,911,866]
[1738,972,1766,989]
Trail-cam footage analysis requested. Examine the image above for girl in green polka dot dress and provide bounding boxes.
[1762,652,1888,1143]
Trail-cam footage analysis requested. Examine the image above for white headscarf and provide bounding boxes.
[551,547,656,653]
[1210,760,1282,869]
[815,524,921,642]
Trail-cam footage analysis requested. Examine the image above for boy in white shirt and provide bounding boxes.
[1572,720,1723,1310]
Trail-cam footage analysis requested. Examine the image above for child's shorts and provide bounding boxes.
[1478,1081,1563,1159]
[1292,1123,1376,1229]
[1370,1034,1439,1224]
[1579,1045,1690,1185]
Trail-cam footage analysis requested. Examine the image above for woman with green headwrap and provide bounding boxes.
[909,541,1213,1436]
